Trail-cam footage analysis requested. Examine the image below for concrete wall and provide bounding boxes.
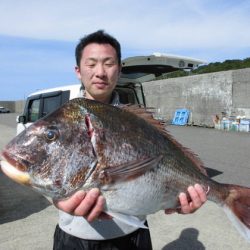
[232,69,250,117]
[15,100,26,114]
[142,68,250,127]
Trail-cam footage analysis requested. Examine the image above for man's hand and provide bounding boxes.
[165,184,208,214]
[54,188,105,222]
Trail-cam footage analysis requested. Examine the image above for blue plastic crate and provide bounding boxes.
[172,109,190,125]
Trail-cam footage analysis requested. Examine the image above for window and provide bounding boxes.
[24,90,70,123]
[42,95,62,117]
[28,99,40,122]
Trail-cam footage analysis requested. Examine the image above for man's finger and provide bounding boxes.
[179,192,191,214]
[74,188,100,216]
[194,183,208,203]
[54,190,86,214]
[86,195,106,222]
[187,186,202,210]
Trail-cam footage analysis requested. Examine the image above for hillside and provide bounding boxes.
[156,57,250,80]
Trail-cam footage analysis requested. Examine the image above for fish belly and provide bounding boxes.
[102,168,179,216]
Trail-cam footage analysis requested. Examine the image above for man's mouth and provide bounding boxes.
[93,82,108,89]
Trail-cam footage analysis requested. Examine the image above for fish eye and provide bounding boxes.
[44,129,58,141]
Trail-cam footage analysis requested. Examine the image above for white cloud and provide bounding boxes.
[1,0,250,52]
[1,0,250,100]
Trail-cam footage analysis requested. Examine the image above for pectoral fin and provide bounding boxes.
[100,155,163,183]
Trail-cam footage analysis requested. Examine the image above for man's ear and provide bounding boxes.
[75,66,81,80]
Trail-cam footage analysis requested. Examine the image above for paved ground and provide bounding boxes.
[0,114,58,250]
[0,113,249,250]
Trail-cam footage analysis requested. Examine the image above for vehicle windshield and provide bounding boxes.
[120,72,148,79]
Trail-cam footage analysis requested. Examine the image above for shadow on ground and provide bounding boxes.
[162,228,205,250]
[0,171,51,224]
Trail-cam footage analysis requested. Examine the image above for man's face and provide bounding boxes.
[75,43,121,103]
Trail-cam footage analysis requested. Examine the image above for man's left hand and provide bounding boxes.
[165,184,208,214]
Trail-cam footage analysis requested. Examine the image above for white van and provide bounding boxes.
[17,53,204,134]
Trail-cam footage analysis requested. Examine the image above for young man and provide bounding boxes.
[53,30,207,250]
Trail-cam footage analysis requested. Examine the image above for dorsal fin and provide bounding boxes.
[120,105,208,176]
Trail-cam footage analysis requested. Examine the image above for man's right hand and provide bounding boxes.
[53,188,106,222]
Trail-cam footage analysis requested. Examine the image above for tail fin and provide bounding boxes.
[223,184,250,242]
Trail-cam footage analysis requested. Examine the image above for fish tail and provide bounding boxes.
[222,184,250,242]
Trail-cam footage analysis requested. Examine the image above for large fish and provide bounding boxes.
[1,98,250,241]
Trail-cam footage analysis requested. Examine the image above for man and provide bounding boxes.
[53,30,207,250]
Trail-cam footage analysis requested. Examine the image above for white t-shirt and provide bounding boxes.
[59,210,145,240]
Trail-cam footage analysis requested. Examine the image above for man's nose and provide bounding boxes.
[96,64,106,77]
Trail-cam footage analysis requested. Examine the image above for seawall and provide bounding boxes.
[142,68,250,126]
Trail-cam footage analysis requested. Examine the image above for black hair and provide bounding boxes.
[75,30,121,67]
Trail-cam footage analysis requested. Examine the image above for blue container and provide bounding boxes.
[172,109,190,126]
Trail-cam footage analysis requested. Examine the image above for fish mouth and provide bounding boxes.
[0,151,31,185]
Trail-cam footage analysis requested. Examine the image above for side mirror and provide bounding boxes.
[17,115,26,124]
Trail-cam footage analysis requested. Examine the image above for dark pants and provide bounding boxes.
[53,224,153,250]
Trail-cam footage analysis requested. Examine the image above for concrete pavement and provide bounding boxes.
[0,113,249,249]
[0,114,58,250]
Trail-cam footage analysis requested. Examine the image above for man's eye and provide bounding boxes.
[105,63,115,67]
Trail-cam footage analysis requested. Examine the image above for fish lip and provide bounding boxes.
[0,151,31,185]
[1,158,31,185]
[1,150,31,172]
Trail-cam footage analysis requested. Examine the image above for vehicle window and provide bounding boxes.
[24,90,71,124]
[120,72,148,79]
[115,87,138,104]
[42,95,61,117]
[133,84,145,106]
[28,99,40,122]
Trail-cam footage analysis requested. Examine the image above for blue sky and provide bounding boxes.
[1,0,250,100]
